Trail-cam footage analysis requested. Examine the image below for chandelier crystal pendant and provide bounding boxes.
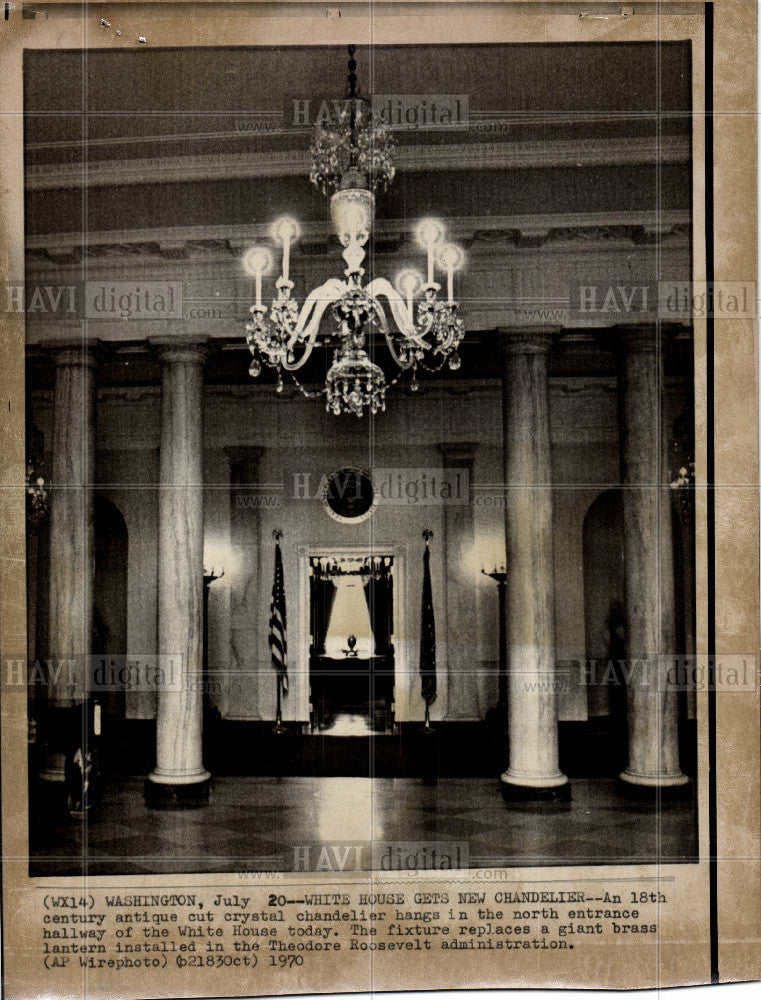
[242,46,466,417]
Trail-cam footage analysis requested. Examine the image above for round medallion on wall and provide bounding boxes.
[323,467,374,523]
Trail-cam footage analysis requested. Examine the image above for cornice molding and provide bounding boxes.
[26,209,691,266]
[27,113,686,156]
[26,135,690,191]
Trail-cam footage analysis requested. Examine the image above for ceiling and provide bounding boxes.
[24,42,694,391]
[25,42,692,152]
[24,42,692,235]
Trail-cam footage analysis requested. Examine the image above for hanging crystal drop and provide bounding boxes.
[448,352,462,371]
[275,375,284,394]
[248,358,261,378]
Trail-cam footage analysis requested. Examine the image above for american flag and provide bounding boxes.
[269,537,288,694]
[420,540,437,704]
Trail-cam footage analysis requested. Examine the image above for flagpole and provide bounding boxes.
[422,700,433,733]
[421,529,436,735]
[273,673,286,735]
[271,529,287,735]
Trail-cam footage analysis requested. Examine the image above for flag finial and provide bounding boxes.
[422,529,433,544]
[273,529,283,541]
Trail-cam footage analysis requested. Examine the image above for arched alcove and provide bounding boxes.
[582,489,625,729]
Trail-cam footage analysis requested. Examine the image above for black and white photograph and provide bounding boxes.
[22,39,701,877]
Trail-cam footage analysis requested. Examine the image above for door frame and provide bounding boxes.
[297,544,410,721]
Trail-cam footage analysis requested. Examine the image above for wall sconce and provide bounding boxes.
[203,536,230,583]
[481,564,506,582]
[461,535,506,582]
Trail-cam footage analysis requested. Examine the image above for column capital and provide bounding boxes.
[438,441,478,466]
[614,323,684,354]
[614,323,660,354]
[497,326,561,355]
[50,341,102,369]
[149,337,209,365]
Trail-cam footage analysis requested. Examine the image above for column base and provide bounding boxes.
[500,771,571,803]
[145,770,211,809]
[38,703,91,782]
[617,770,693,801]
[39,752,67,783]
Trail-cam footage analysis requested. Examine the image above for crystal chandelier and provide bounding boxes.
[242,46,465,417]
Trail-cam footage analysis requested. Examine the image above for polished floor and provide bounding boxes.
[29,775,698,877]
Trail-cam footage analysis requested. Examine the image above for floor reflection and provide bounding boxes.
[29,776,698,877]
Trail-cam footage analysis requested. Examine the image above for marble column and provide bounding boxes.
[146,342,210,806]
[439,443,478,719]
[226,447,264,719]
[616,326,688,789]
[40,345,97,782]
[500,329,569,799]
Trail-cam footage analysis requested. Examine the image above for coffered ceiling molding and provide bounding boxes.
[26,135,690,191]
[26,210,691,266]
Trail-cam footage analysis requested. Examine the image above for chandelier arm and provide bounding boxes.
[280,334,317,372]
[382,328,417,369]
[368,299,416,369]
[371,297,389,333]
[287,278,348,350]
[365,278,431,349]
[364,287,420,369]
[280,280,351,372]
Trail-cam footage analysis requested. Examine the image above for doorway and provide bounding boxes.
[309,555,395,734]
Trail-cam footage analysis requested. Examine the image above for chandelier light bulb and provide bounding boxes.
[271,216,300,282]
[272,216,299,246]
[415,218,445,285]
[437,242,464,272]
[437,242,465,304]
[243,246,274,277]
[415,218,445,250]
[243,246,274,306]
[396,268,424,317]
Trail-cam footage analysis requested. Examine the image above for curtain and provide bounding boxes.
[310,574,337,656]
[363,576,393,657]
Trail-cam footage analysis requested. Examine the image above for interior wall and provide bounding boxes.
[32,373,687,725]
